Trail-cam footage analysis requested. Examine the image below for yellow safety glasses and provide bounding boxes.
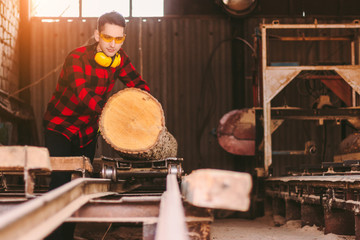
[100,33,126,44]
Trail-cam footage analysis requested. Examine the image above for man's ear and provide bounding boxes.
[94,29,100,42]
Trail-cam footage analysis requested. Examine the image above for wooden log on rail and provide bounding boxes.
[99,88,177,160]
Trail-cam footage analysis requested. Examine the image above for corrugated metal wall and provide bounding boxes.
[29,16,235,173]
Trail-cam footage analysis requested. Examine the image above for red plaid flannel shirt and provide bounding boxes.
[43,43,150,147]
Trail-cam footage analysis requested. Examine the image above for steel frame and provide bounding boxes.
[0,178,113,240]
[261,20,360,174]
[266,175,360,236]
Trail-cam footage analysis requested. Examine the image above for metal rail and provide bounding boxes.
[155,174,189,240]
[0,178,113,240]
[0,174,208,239]
[267,175,360,206]
[265,175,360,236]
[262,21,360,29]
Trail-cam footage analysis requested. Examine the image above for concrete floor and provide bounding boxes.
[73,216,356,239]
[210,217,356,240]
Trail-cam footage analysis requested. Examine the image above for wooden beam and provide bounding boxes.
[181,169,252,211]
[0,146,51,197]
[0,146,51,171]
[50,156,93,173]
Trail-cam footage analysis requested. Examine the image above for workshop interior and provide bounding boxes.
[1,0,360,239]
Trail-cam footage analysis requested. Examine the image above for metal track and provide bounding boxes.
[0,178,113,240]
[265,175,360,236]
[0,174,212,240]
[156,174,189,240]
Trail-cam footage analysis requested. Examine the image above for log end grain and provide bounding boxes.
[100,88,178,160]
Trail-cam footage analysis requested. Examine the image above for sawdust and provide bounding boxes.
[210,216,356,240]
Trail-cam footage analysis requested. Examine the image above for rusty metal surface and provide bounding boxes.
[285,200,301,221]
[266,175,360,213]
[355,215,360,240]
[339,132,360,154]
[217,108,256,156]
[267,174,360,183]
[266,178,360,236]
[324,208,355,235]
[101,156,184,181]
[70,197,160,221]
[270,107,360,120]
[301,204,324,227]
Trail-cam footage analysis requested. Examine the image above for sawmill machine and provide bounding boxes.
[217,20,360,177]
[215,21,360,233]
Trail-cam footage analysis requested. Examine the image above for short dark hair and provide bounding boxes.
[97,11,126,31]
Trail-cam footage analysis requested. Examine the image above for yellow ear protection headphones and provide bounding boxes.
[95,32,126,68]
[94,52,121,68]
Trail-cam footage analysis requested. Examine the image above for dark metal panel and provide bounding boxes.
[29,17,234,173]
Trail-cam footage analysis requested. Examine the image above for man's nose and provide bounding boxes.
[110,40,115,47]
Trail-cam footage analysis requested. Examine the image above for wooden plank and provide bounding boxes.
[50,157,93,173]
[0,146,51,171]
[181,169,252,211]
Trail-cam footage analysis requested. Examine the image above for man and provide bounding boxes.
[43,11,149,239]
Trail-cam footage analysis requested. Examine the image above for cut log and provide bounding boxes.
[181,169,252,211]
[99,88,177,160]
